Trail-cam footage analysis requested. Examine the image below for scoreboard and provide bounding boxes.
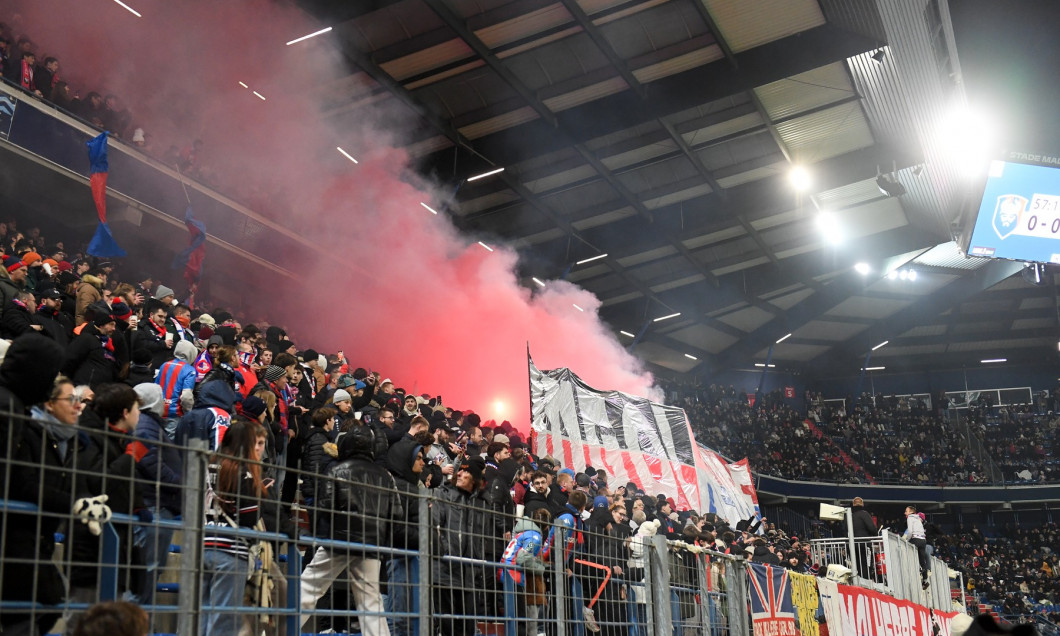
[966,154,1060,263]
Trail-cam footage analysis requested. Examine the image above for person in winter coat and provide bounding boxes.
[299,425,404,636]
[903,505,930,580]
[175,374,238,450]
[502,510,550,636]
[851,496,878,579]
[300,406,338,533]
[63,305,121,388]
[156,340,197,419]
[577,501,629,636]
[35,286,73,346]
[125,347,154,387]
[0,289,42,338]
[523,470,552,519]
[135,300,174,369]
[75,272,105,326]
[0,338,75,635]
[68,383,144,609]
[432,456,488,636]
[130,383,182,606]
[384,430,432,636]
[0,256,27,324]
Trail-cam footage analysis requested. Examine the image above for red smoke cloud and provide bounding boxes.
[6,0,659,424]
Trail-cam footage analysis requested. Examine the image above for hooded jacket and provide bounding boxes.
[322,429,404,548]
[74,274,103,326]
[385,434,424,550]
[174,379,237,450]
[156,340,197,418]
[63,321,120,388]
[132,409,182,513]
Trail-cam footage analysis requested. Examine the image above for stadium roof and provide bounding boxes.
[301,0,1058,378]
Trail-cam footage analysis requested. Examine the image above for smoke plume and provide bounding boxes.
[6,0,661,422]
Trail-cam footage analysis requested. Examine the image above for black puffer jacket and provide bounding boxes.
[300,427,334,504]
[431,481,480,587]
[322,428,403,549]
[63,322,119,388]
[386,433,425,550]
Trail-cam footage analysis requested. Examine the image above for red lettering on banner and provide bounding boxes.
[829,582,963,636]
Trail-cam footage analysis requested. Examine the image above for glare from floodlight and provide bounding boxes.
[685,354,698,361]
[887,270,899,280]
[939,106,996,178]
[872,340,889,351]
[789,166,812,191]
[286,26,333,46]
[478,241,494,252]
[899,270,908,280]
[575,253,608,265]
[907,269,917,281]
[854,262,871,275]
[467,167,505,182]
[532,277,546,288]
[620,330,635,338]
[865,366,886,371]
[980,358,1006,364]
[653,312,681,322]
[112,0,142,17]
[816,212,842,245]
[336,147,358,164]
[420,202,439,215]
[573,304,585,312]
[776,333,792,344]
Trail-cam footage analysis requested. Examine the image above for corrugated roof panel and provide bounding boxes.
[775,101,875,163]
[712,256,770,276]
[600,138,679,171]
[681,112,763,146]
[570,207,638,230]
[541,76,629,112]
[632,46,725,83]
[380,39,472,81]
[666,324,740,354]
[682,225,746,250]
[793,320,870,341]
[871,343,947,357]
[643,183,713,209]
[474,4,570,49]
[771,343,832,361]
[458,106,539,139]
[769,288,815,310]
[813,178,888,210]
[912,241,991,270]
[755,63,857,121]
[456,188,519,215]
[826,296,912,319]
[1012,317,1054,330]
[716,163,785,188]
[652,273,707,294]
[751,208,803,231]
[899,324,947,337]
[1019,297,1054,310]
[716,305,775,332]
[865,272,957,297]
[947,337,1054,352]
[404,135,453,158]
[617,245,678,268]
[631,341,701,373]
[524,164,598,194]
[702,0,826,53]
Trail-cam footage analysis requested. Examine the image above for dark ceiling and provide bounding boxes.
[295,0,1060,379]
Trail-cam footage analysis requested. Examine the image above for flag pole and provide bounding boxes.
[174,163,192,205]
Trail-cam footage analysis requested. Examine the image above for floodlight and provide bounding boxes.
[854,262,871,275]
[789,166,812,191]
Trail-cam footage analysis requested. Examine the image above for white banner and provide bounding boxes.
[529,355,756,519]
[817,578,964,636]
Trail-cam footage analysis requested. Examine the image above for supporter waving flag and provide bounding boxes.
[85,131,127,258]
[171,206,206,286]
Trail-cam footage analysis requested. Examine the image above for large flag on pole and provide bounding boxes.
[85,132,126,258]
[528,354,758,518]
[171,206,206,285]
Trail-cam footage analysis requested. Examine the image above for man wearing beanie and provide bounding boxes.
[0,254,27,323]
[62,302,120,387]
[131,383,182,606]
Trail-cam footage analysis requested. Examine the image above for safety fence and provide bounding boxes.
[1,411,759,636]
[2,409,975,636]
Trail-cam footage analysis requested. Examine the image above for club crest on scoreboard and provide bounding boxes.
[992,194,1027,240]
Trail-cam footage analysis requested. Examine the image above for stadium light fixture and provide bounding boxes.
[336,147,358,164]
[899,270,908,280]
[907,269,917,281]
[573,304,585,312]
[420,202,439,215]
[788,166,812,191]
[653,312,681,322]
[865,366,886,371]
[776,333,792,344]
[887,270,899,280]
[112,0,142,17]
[467,167,505,182]
[685,354,698,361]
[854,262,871,275]
[754,363,776,368]
[980,358,1007,364]
[252,91,267,101]
[532,277,546,288]
[619,331,635,338]
[477,241,494,252]
[816,212,843,245]
[238,81,249,88]
[872,340,889,351]
[286,26,333,46]
[939,105,997,178]
[575,253,608,265]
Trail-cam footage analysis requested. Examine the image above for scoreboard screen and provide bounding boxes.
[967,157,1060,263]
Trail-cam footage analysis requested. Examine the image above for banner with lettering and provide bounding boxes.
[789,571,820,636]
[748,563,797,636]
[817,578,963,636]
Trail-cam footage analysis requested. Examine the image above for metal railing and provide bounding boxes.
[1,410,753,636]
